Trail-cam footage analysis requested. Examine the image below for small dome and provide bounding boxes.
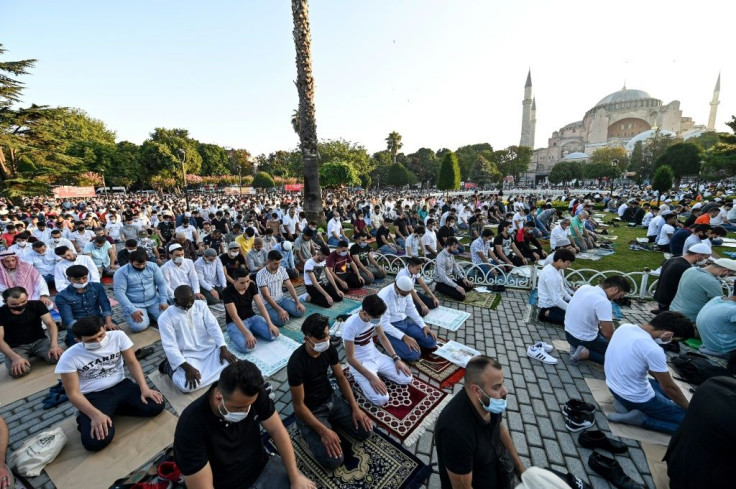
[596,88,652,107]
[625,129,676,152]
[563,152,590,160]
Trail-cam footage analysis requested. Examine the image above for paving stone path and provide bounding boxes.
[1,286,662,489]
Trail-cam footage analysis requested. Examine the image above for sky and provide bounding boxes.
[1,0,732,158]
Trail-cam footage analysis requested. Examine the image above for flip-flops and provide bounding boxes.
[41,380,69,409]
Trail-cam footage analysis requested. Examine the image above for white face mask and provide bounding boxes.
[696,258,708,266]
[173,257,184,265]
[218,400,249,423]
[83,334,110,351]
[71,281,87,289]
[229,251,239,257]
[311,339,329,353]
[17,241,27,247]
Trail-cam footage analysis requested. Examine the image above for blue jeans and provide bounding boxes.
[396,237,406,248]
[124,299,164,332]
[565,331,608,364]
[388,318,437,361]
[451,244,466,254]
[226,317,275,353]
[610,379,686,434]
[379,244,399,254]
[43,274,55,287]
[265,296,304,327]
[327,236,347,247]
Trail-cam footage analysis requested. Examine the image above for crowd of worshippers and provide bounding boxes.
[1,189,734,489]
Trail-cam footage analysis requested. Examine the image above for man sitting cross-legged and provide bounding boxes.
[158,285,238,392]
[257,250,305,327]
[56,265,117,347]
[223,268,280,354]
[342,294,413,406]
[55,316,165,451]
[376,276,438,362]
[396,257,439,317]
[0,286,63,378]
[349,233,387,286]
[287,313,373,469]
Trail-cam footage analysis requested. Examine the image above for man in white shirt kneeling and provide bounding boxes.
[537,248,575,324]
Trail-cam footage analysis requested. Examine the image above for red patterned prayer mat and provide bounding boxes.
[345,368,453,445]
[290,276,305,287]
[411,340,466,389]
[344,288,376,301]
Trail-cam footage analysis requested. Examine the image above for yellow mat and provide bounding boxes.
[0,327,160,406]
[642,442,670,489]
[45,410,177,489]
[148,370,206,416]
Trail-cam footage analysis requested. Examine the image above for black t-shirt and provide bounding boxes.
[665,377,736,489]
[222,283,259,323]
[493,233,514,257]
[174,383,275,489]
[375,226,391,248]
[683,214,698,228]
[653,257,692,306]
[203,234,223,251]
[435,389,501,489]
[211,218,229,233]
[395,218,409,237]
[349,243,370,266]
[158,221,175,241]
[0,301,49,347]
[220,253,246,276]
[287,344,339,410]
[437,225,453,247]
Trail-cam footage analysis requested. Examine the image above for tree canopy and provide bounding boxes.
[702,116,736,179]
[318,160,359,187]
[655,142,701,187]
[652,166,674,204]
[437,152,461,191]
[548,161,583,186]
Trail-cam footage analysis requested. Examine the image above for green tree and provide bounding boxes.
[252,171,276,188]
[139,128,202,189]
[228,148,253,183]
[386,131,403,165]
[110,141,143,187]
[652,166,674,205]
[255,150,293,177]
[198,143,230,176]
[292,0,322,222]
[589,146,628,171]
[692,131,719,150]
[455,143,494,181]
[319,139,375,179]
[702,116,736,178]
[583,162,618,181]
[406,147,439,188]
[370,150,393,188]
[495,145,532,181]
[290,109,300,134]
[628,141,646,183]
[655,142,701,187]
[437,152,461,192]
[548,161,583,186]
[318,160,359,187]
[469,155,501,186]
[386,163,416,187]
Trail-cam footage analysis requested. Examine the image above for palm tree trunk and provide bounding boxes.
[292,0,323,224]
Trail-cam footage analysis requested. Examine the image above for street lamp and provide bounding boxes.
[610,158,619,194]
[177,149,189,210]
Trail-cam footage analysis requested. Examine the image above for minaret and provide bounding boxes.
[530,97,537,149]
[707,73,720,131]
[520,70,533,147]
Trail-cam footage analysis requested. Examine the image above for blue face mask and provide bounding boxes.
[478,387,507,414]
[369,318,381,325]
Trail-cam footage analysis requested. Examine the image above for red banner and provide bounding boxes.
[53,186,96,198]
[284,184,304,192]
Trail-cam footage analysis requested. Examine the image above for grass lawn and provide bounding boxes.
[566,224,663,273]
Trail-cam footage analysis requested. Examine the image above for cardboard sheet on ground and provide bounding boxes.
[717,242,736,248]
[585,378,690,446]
[642,442,670,489]
[433,340,480,367]
[148,370,206,416]
[45,411,178,489]
[422,306,471,332]
[119,324,162,350]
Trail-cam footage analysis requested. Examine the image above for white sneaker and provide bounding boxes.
[527,344,558,364]
[534,341,554,353]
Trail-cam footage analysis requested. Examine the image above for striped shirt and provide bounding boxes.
[435,249,463,287]
[256,266,289,302]
[470,237,490,265]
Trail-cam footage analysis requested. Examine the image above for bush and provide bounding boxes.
[319,160,359,188]
[252,171,275,188]
[437,152,461,191]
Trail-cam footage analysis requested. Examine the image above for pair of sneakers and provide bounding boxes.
[526,342,558,365]
[563,398,596,432]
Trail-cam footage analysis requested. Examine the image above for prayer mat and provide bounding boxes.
[575,252,603,261]
[642,442,670,489]
[283,299,362,342]
[148,370,207,416]
[444,290,502,309]
[345,368,452,446]
[263,414,431,489]
[290,275,305,287]
[45,411,178,489]
[366,277,391,289]
[0,359,59,405]
[612,301,624,320]
[119,325,161,350]
[224,333,301,378]
[422,306,470,332]
[409,339,465,389]
[585,378,691,447]
[344,287,376,301]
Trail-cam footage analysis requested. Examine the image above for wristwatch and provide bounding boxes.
[392,355,400,362]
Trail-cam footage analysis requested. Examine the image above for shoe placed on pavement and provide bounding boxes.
[534,341,554,353]
[527,344,558,364]
[563,398,596,416]
[588,451,646,489]
[158,359,170,374]
[491,284,505,292]
[264,381,275,401]
[135,346,155,360]
[578,430,628,454]
[546,468,593,489]
[564,410,595,432]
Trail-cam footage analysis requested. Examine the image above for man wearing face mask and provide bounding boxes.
[303,245,344,308]
[113,250,170,332]
[604,312,695,434]
[670,258,736,323]
[194,248,227,305]
[293,228,316,271]
[104,213,123,244]
[652,243,712,314]
[325,240,363,291]
[53,246,100,292]
[326,212,347,247]
[158,285,237,393]
[287,314,372,469]
[435,355,525,489]
[342,294,413,406]
[161,244,206,302]
[47,229,74,254]
[71,221,95,253]
[31,219,51,243]
[0,287,63,377]
[220,242,246,286]
[28,241,57,287]
[55,315,164,451]
[349,233,387,285]
[8,232,34,262]
[174,361,316,489]
[56,265,116,347]
[257,250,305,327]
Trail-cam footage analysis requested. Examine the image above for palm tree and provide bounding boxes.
[290,109,300,134]
[292,0,322,223]
[386,131,403,165]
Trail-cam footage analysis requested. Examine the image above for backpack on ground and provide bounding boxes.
[670,352,734,385]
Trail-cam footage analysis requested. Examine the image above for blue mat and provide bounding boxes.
[612,301,624,319]
[282,298,362,343]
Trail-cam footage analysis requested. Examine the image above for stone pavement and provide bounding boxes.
[1,287,663,489]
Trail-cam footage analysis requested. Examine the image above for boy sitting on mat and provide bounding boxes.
[287,313,373,469]
[342,294,413,406]
[55,315,165,452]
